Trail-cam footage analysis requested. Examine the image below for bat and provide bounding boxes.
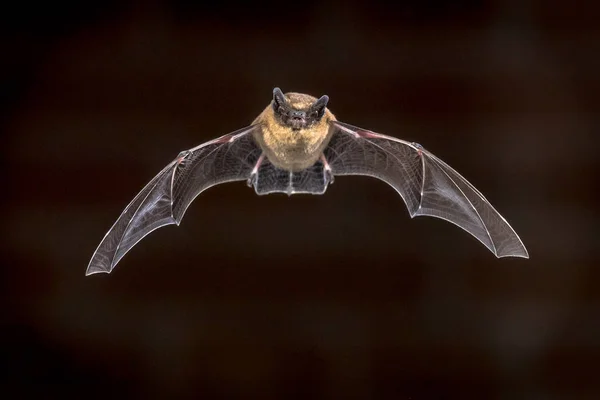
[86,87,528,275]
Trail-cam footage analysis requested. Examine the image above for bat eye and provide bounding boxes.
[309,108,325,120]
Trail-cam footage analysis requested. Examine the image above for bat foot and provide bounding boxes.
[247,153,265,188]
[320,154,334,185]
[247,173,257,188]
[325,169,335,185]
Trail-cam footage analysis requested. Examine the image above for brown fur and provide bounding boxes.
[252,92,337,171]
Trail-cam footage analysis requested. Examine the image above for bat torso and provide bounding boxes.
[252,93,337,171]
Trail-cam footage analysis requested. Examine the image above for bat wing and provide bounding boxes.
[325,121,528,258]
[87,125,262,275]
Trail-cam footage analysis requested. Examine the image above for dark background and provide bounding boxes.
[2,1,598,398]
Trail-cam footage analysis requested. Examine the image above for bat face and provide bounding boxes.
[86,87,528,276]
[271,87,329,130]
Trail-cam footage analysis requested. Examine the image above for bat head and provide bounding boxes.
[272,87,329,130]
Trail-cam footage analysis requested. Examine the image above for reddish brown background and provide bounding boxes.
[2,1,598,398]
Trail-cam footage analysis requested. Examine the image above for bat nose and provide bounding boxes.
[290,110,306,120]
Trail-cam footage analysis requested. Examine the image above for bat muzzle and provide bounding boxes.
[288,110,307,130]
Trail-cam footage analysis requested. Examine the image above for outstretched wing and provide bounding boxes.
[87,126,262,275]
[325,121,528,258]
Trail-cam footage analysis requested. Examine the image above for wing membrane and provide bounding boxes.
[87,126,261,275]
[326,121,528,258]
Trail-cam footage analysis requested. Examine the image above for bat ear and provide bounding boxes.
[311,95,329,118]
[272,87,286,108]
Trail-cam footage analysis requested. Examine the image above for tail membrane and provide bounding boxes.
[252,159,329,196]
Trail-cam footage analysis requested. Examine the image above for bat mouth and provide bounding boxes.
[288,116,307,130]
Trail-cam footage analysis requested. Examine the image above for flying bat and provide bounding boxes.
[86,87,528,275]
